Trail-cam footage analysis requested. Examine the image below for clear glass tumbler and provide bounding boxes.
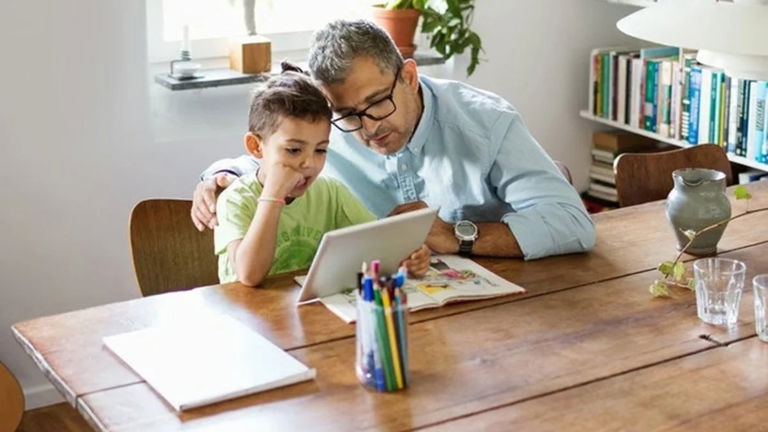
[693,258,747,327]
[753,275,768,342]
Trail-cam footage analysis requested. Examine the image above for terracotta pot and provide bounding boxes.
[371,7,421,59]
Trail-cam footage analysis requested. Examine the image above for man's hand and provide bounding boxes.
[401,244,431,278]
[191,173,236,231]
[389,201,458,254]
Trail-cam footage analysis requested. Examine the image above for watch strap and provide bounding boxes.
[459,239,474,256]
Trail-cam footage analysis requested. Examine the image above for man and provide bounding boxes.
[193,19,595,259]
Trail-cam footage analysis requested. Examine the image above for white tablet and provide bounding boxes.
[296,207,438,304]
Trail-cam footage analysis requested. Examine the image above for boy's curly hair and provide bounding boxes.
[248,61,331,137]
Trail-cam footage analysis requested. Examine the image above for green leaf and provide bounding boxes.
[673,261,686,281]
[657,261,675,276]
[687,278,696,291]
[650,280,670,297]
[734,185,752,200]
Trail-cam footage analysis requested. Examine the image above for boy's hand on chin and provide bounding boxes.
[402,244,431,279]
[262,162,304,199]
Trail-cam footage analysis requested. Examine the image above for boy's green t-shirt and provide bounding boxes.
[214,173,376,283]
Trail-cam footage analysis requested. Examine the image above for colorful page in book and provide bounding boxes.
[318,255,526,323]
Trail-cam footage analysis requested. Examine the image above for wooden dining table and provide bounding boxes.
[12,181,768,431]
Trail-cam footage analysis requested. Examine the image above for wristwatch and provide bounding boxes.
[454,220,478,256]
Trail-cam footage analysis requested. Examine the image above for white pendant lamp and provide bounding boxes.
[617,0,768,80]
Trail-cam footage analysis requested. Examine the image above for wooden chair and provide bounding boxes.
[613,144,733,207]
[129,199,219,296]
[0,362,24,432]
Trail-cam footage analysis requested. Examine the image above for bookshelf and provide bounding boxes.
[582,45,768,176]
[579,110,768,172]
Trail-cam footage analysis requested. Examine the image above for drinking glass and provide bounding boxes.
[753,274,768,341]
[693,258,746,327]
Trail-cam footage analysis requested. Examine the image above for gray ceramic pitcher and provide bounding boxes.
[665,168,731,255]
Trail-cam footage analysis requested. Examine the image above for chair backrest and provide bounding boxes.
[614,144,733,207]
[0,362,24,432]
[553,160,573,185]
[129,199,219,296]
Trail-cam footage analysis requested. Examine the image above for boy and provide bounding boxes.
[215,66,430,286]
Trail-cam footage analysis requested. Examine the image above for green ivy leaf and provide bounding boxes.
[673,262,686,281]
[734,185,752,200]
[657,261,675,276]
[650,280,670,297]
[687,278,696,291]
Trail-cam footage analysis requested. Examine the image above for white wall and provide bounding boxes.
[0,0,638,408]
[465,0,640,190]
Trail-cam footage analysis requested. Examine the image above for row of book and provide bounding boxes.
[588,46,768,164]
[585,131,662,205]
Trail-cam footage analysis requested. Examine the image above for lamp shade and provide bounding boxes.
[617,0,768,80]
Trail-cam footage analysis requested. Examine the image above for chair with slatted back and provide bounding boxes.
[0,362,24,432]
[129,199,219,296]
[613,144,733,207]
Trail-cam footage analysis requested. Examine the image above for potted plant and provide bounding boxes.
[372,0,484,76]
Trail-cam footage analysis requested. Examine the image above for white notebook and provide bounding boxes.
[103,314,315,411]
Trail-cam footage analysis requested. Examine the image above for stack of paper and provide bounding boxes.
[104,314,315,411]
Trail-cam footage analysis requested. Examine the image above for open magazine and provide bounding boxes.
[316,255,526,323]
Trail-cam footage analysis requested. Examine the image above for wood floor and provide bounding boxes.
[18,403,93,432]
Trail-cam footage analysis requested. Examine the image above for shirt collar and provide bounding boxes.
[403,76,434,156]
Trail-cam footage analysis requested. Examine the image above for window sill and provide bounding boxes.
[152,52,447,91]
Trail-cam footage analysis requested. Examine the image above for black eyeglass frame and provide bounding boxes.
[330,68,401,133]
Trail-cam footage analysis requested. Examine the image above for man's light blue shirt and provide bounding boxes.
[204,75,595,259]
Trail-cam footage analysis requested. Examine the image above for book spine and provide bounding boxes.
[617,55,628,124]
[680,58,694,142]
[658,60,673,138]
[670,61,681,140]
[736,79,748,156]
[610,52,617,121]
[746,81,759,161]
[644,60,658,132]
[753,81,767,162]
[718,74,727,147]
[589,50,598,116]
[638,58,647,129]
[726,76,739,153]
[688,66,702,145]
[763,82,768,163]
[709,71,720,144]
[698,68,712,144]
[625,56,633,126]
[601,52,610,118]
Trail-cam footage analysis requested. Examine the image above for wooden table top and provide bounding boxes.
[12,181,768,431]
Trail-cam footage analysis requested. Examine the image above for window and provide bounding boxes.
[147,0,378,63]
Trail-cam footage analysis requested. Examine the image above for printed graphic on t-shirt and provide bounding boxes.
[272,225,325,273]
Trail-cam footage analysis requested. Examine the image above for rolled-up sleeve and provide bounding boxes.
[490,112,596,260]
[200,155,259,181]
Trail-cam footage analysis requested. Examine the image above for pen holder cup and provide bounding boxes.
[355,291,409,392]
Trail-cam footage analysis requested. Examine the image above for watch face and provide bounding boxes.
[456,221,477,237]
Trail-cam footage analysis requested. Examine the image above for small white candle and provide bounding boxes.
[182,25,190,52]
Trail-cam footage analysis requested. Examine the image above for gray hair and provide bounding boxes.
[308,19,403,85]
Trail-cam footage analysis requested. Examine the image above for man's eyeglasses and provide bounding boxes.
[331,68,401,133]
